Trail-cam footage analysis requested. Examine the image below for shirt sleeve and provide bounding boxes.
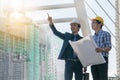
[103,32,112,48]
[49,23,65,40]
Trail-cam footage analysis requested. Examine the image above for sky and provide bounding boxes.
[0,0,117,80]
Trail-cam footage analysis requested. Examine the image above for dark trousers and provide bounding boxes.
[91,57,108,80]
[65,60,83,80]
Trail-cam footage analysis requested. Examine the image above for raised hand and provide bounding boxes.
[47,13,53,24]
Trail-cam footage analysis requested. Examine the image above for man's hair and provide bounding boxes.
[78,24,81,28]
[96,20,103,28]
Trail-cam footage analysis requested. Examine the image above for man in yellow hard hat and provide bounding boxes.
[48,14,87,80]
[91,16,112,80]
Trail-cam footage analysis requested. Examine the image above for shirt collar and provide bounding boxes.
[73,34,79,37]
[94,29,103,36]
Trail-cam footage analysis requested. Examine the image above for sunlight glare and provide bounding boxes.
[10,0,23,11]
[10,12,23,20]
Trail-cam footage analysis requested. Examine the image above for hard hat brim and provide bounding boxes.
[91,18,104,25]
[70,22,80,25]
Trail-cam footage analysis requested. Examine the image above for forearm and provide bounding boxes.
[48,15,65,39]
[102,47,111,52]
[96,47,111,53]
[49,23,65,40]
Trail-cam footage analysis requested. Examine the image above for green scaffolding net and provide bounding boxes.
[0,22,57,80]
[0,24,40,80]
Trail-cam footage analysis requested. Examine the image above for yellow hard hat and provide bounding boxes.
[91,16,104,25]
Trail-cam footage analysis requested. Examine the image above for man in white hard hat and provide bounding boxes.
[48,14,86,80]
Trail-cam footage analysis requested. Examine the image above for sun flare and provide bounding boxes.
[1,0,23,12]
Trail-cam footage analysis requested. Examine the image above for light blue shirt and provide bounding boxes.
[93,29,112,57]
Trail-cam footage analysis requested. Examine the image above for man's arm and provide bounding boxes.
[96,47,111,53]
[96,32,112,53]
[48,14,65,40]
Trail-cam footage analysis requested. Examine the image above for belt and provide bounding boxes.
[67,58,79,62]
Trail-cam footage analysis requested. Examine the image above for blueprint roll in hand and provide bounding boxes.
[69,35,106,67]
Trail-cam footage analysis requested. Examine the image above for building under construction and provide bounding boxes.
[0,0,119,80]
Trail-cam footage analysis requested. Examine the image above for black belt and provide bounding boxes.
[67,58,79,62]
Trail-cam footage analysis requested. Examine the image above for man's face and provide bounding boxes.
[70,23,80,33]
[91,21,98,30]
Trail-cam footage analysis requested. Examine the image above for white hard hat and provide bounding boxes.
[70,18,80,25]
